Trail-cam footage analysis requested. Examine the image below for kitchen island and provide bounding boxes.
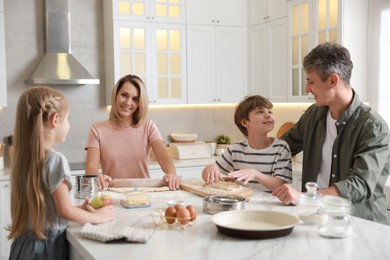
[67,186,390,260]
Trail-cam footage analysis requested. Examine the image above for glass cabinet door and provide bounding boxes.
[289,0,311,100]
[113,0,185,23]
[114,21,186,104]
[288,0,338,101]
[115,21,151,91]
[110,0,186,105]
[151,23,187,103]
[316,0,338,44]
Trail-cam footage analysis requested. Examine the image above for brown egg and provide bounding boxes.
[174,204,185,212]
[165,206,177,224]
[176,208,191,225]
[186,205,197,221]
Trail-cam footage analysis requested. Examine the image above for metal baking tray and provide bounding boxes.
[203,195,246,214]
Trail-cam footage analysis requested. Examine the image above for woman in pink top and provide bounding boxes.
[85,74,180,190]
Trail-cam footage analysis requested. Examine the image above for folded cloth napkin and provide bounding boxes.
[80,223,154,243]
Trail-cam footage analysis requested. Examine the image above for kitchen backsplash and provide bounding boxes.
[1,101,309,163]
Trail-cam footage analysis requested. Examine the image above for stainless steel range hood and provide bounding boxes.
[25,0,99,85]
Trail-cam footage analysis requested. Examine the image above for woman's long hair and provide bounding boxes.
[7,86,68,240]
[109,74,149,127]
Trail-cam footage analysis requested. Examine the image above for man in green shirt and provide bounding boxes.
[272,42,389,224]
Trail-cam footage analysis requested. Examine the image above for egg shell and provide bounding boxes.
[174,204,185,212]
[186,205,197,221]
[165,206,177,224]
[176,208,191,225]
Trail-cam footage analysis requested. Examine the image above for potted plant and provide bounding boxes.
[215,134,231,149]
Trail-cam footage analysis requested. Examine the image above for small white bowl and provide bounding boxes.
[166,200,185,207]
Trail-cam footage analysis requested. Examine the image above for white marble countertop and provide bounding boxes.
[67,186,390,260]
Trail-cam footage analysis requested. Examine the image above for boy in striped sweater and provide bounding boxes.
[202,95,292,191]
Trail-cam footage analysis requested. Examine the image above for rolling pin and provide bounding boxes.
[109,178,165,187]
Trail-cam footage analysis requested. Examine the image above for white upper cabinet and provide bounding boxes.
[186,0,246,104]
[248,0,287,25]
[248,0,287,101]
[186,0,244,26]
[112,0,185,23]
[0,0,7,107]
[249,18,287,101]
[287,0,369,102]
[187,25,245,104]
[104,0,187,105]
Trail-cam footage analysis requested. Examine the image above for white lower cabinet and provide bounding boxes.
[0,180,11,260]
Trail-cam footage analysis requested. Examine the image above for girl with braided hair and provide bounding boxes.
[8,87,115,260]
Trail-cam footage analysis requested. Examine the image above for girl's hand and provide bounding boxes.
[86,204,116,223]
[97,173,112,190]
[163,173,180,190]
[78,197,89,210]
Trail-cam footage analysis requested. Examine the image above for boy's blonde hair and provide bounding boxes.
[109,74,149,127]
[8,86,69,240]
[234,95,273,136]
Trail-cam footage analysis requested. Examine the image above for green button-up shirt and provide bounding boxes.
[281,92,390,224]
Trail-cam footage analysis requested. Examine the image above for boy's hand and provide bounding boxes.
[228,169,258,185]
[202,164,224,184]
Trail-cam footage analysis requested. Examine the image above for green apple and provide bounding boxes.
[90,194,113,209]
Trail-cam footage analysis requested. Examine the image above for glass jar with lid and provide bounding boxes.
[297,182,321,224]
[318,195,352,238]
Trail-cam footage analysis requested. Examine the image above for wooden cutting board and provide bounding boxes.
[180,179,253,201]
[109,178,165,188]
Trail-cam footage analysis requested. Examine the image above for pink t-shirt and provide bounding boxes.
[85,119,163,179]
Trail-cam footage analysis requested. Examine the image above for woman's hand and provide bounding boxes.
[97,173,112,190]
[163,173,180,190]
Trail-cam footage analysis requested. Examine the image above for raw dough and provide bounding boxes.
[209,181,241,191]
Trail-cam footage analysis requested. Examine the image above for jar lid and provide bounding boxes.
[320,195,351,214]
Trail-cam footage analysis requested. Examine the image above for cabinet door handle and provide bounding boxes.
[212,20,215,23]
[216,20,220,23]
